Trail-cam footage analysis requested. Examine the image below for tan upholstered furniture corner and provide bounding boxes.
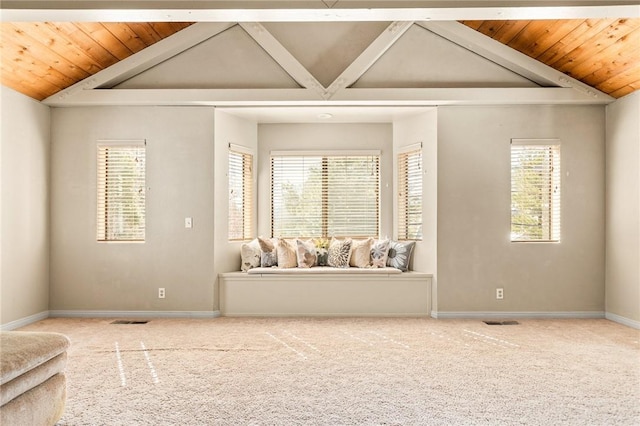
[1,331,70,425]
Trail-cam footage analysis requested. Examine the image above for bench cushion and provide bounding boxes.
[247,266,402,275]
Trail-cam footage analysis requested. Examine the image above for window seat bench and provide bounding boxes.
[218,268,432,317]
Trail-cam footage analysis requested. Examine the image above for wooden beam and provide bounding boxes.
[2,1,639,22]
[325,21,413,99]
[41,86,612,107]
[43,22,236,104]
[239,22,325,97]
[331,87,613,104]
[417,21,614,102]
[42,88,326,106]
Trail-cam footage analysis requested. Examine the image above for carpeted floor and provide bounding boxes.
[18,317,640,425]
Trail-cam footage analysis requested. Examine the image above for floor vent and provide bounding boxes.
[483,320,519,326]
[110,320,149,325]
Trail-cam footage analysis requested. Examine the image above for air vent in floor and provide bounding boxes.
[483,320,519,325]
[110,320,149,324]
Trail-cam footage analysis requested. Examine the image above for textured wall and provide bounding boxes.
[606,92,640,325]
[1,87,51,326]
[50,106,216,313]
[437,105,606,315]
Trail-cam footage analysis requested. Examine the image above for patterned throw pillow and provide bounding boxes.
[316,248,329,266]
[276,238,298,268]
[296,239,317,268]
[240,239,261,272]
[328,238,352,268]
[370,239,390,268]
[386,240,415,272]
[350,237,374,268]
[258,236,277,267]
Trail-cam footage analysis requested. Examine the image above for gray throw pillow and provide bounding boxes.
[386,240,415,272]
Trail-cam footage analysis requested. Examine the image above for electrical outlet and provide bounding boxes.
[496,288,504,300]
[158,288,166,299]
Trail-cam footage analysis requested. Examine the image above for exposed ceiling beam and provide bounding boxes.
[2,1,639,22]
[331,87,611,104]
[239,22,325,97]
[43,22,236,104]
[418,21,614,102]
[41,87,611,107]
[325,21,413,98]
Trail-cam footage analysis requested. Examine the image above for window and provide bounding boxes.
[228,144,254,241]
[97,140,146,241]
[271,151,380,238]
[510,139,561,242]
[398,144,423,240]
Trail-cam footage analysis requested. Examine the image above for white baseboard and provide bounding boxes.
[49,310,221,319]
[605,312,640,329]
[1,311,50,331]
[432,311,606,320]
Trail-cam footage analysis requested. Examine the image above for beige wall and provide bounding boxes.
[605,92,640,326]
[1,87,51,327]
[437,105,606,315]
[213,110,258,309]
[50,106,216,314]
[4,100,616,320]
[392,110,438,271]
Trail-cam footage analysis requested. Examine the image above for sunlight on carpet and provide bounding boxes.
[18,317,640,426]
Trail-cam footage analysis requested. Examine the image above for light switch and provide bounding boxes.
[185,217,193,228]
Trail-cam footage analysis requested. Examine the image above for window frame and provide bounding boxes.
[96,139,146,242]
[397,143,423,241]
[270,150,381,239]
[510,138,561,243]
[228,143,254,241]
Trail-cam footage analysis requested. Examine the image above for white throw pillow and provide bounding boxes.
[240,239,261,272]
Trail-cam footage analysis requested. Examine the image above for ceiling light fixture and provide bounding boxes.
[317,113,333,119]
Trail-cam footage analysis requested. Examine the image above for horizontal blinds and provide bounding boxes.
[510,142,561,242]
[271,154,380,238]
[97,142,146,241]
[398,147,422,240]
[228,148,254,241]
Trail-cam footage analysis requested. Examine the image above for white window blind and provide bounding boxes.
[228,144,254,241]
[398,144,423,241]
[271,152,380,238]
[97,140,146,242]
[510,139,561,242]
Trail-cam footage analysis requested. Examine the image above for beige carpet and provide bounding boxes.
[18,317,640,425]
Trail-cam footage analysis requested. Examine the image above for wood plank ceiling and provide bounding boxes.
[463,19,640,99]
[1,19,638,102]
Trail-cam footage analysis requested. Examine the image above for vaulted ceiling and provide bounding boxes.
[1,2,638,104]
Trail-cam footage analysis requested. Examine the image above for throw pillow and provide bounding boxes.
[386,240,415,272]
[258,236,277,267]
[328,238,352,268]
[313,238,330,266]
[316,248,329,266]
[350,237,374,268]
[276,238,298,268]
[240,239,261,272]
[296,239,317,268]
[370,239,390,268]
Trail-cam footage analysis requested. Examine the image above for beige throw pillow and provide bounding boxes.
[276,238,298,268]
[350,237,374,268]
